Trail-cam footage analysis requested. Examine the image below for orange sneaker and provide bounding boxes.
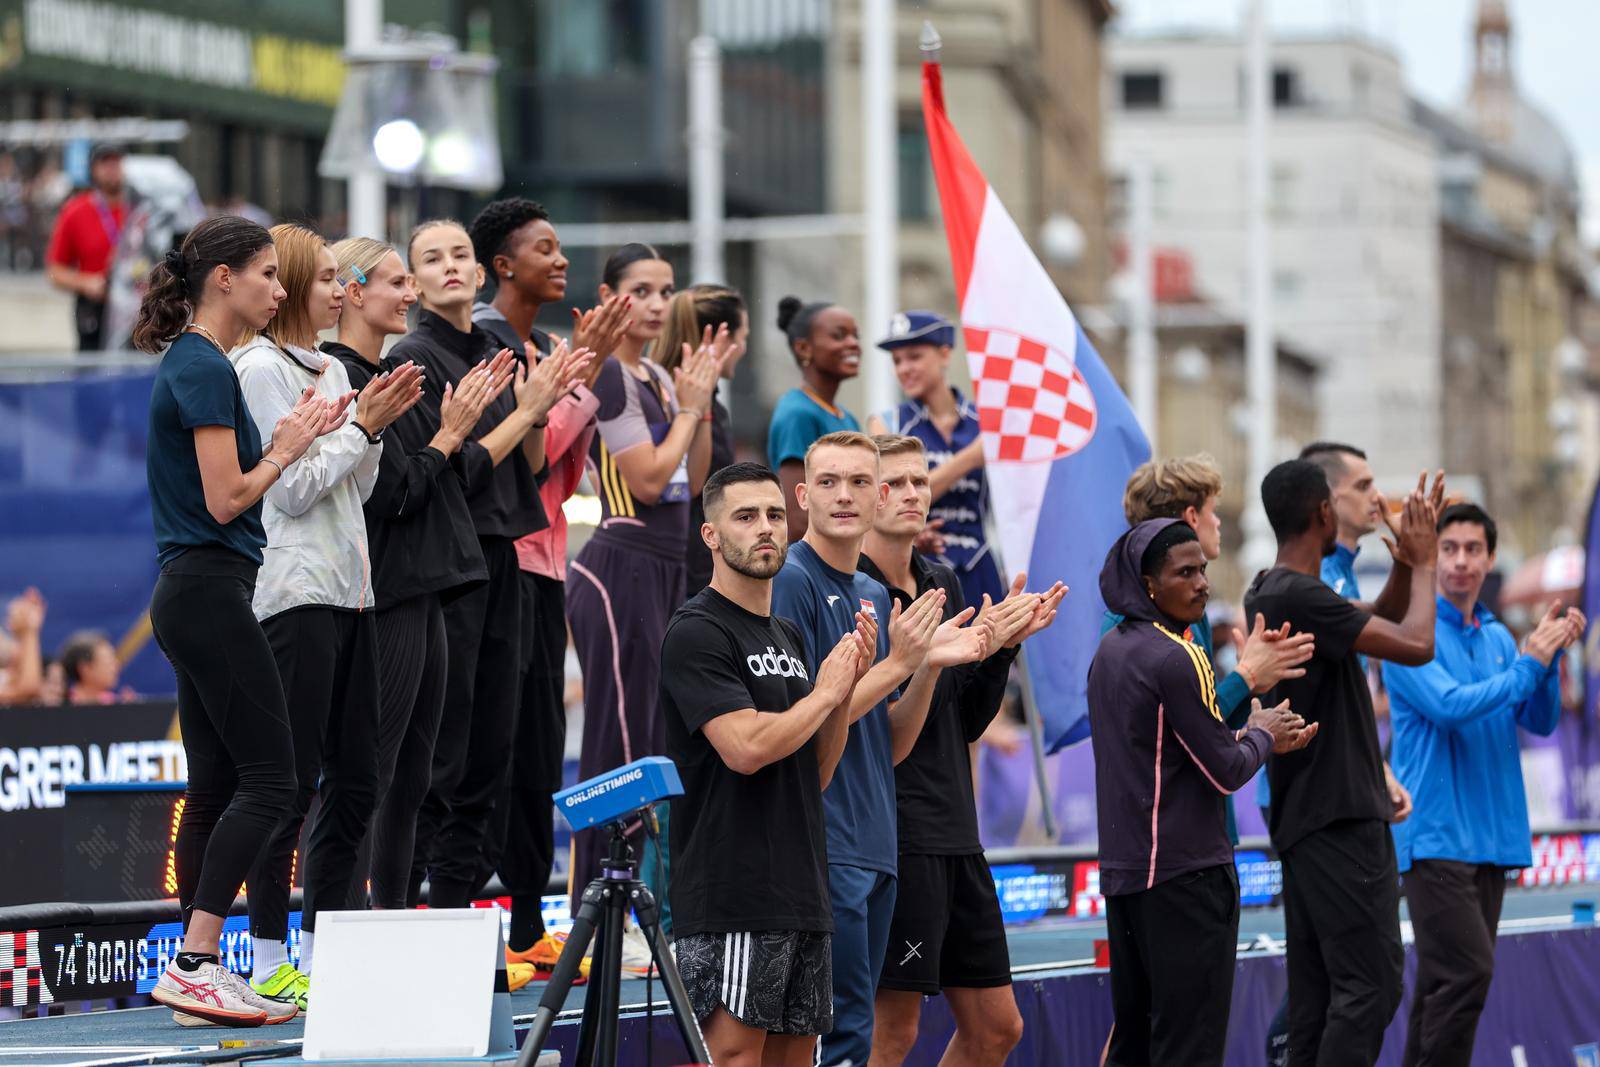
[508,931,589,986]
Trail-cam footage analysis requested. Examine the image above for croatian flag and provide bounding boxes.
[923,51,1150,749]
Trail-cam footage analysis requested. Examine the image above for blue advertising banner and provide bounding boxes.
[0,369,174,696]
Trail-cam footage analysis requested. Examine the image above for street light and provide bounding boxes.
[319,31,503,240]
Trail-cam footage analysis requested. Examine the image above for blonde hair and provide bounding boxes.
[1123,454,1224,525]
[331,236,396,286]
[655,285,747,373]
[871,433,925,460]
[803,430,879,475]
[256,223,327,350]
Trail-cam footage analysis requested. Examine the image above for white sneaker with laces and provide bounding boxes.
[152,961,276,1027]
[620,925,667,977]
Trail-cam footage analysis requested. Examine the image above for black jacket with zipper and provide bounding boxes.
[323,340,487,606]
[388,309,549,541]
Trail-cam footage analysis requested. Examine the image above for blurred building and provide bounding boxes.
[0,0,458,225]
[1083,250,1320,600]
[1413,0,1594,557]
[1103,30,1442,478]
[816,0,1113,422]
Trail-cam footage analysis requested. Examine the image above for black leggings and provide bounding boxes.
[359,592,449,909]
[150,548,296,922]
[247,607,381,937]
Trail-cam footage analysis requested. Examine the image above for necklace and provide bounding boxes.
[185,322,227,353]
[802,385,841,417]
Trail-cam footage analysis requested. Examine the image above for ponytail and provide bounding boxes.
[131,260,191,353]
[131,215,273,353]
[655,284,747,374]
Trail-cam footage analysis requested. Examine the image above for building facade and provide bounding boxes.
[1104,31,1442,479]
[1416,0,1592,556]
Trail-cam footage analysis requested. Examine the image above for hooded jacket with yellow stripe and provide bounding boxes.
[1087,518,1273,897]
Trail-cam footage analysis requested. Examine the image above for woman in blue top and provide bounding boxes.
[767,295,863,543]
[132,216,346,1028]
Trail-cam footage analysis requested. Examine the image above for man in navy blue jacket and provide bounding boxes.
[1383,503,1583,1066]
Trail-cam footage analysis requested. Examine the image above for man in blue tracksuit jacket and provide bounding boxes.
[1382,502,1583,1067]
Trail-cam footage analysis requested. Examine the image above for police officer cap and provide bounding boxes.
[877,310,955,351]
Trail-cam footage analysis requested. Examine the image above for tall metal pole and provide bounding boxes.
[1241,0,1277,573]
[862,0,899,416]
[687,36,726,285]
[345,0,386,240]
[1127,158,1157,451]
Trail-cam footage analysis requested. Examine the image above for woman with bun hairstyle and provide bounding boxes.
[565,244,723,939]
[228,223,424,1010]
[392,219,590,911]
[322,236,508,916]
[654,283,749,596]
[766,296,864,542]
[135,215,344,1027]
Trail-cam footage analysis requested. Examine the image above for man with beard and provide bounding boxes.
[664,462,873,1066]
[1245,462,1442,1067]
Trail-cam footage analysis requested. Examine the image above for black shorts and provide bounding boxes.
[878,852,1011,995]
[676,930,833,1036]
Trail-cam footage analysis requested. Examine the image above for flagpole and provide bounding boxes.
[1241,0,1277,574]
[863,0,899,417]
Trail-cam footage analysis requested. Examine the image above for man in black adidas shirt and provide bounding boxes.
[861,435,1067,1067]
[664,462,873,1067]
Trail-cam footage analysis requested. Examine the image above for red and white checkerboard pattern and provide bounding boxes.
[966,325,1097,463]
[0,930,52,1007]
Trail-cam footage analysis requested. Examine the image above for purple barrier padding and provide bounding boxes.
[528,926,1600,1065]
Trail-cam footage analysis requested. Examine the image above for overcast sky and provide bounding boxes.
[1112,0,1600,241]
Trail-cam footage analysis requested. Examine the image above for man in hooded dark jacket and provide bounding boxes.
[1089,518,1317,1067]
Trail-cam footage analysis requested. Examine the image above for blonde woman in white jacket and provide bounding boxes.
[228,224,424,1013]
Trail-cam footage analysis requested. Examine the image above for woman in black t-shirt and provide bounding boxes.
[393,219,588,909]
[133,215,340,1027]
[654,283,750,596]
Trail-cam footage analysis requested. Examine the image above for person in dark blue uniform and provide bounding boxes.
[866,310,1004,611]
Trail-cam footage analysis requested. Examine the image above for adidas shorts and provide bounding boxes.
[676,930,833,1036]
[878,852,1012,994]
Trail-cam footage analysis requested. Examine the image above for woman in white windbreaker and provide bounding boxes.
[228,223,423,1012]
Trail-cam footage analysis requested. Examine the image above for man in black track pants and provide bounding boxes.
[1245,461,1444,1066]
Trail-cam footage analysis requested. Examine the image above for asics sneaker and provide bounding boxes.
[153,961,294,1027]
[506,961,538,993]
[249,962,311,1013]
[508,931,589,985]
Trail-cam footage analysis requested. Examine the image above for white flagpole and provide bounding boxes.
[1241,0,1277,573]
[863,0,899,416]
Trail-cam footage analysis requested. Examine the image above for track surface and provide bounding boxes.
[2,885,1593,1066]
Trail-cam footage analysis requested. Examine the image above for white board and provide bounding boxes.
[302,909,502,1061]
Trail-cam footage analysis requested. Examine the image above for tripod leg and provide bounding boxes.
[629,880,712,1064]
[516,880,605,1066]
[587,878,628,1067]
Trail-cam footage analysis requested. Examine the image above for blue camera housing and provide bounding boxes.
[554,756,684,831]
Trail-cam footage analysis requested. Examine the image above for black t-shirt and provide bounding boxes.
[858,553,1015,855]
[663,587,832,936]
[1244,566,1388,851]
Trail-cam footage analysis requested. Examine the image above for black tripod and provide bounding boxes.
[516,818,710,1067]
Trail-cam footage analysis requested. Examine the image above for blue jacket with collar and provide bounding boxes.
[1381,596,1562,871]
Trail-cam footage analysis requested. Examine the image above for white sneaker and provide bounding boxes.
[152,961,267,1027]
[620,925,667,978]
